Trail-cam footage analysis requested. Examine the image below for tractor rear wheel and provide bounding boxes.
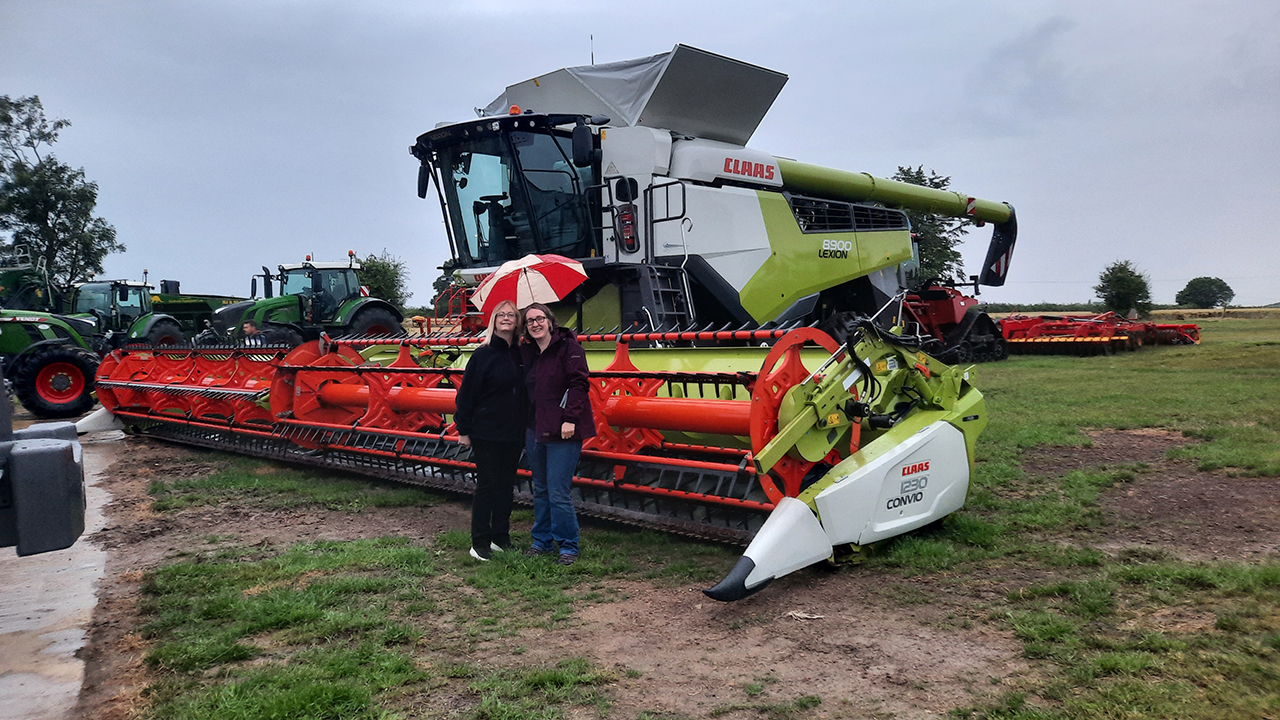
[12,345,100,419]
[346,308,400,337]
[146,318,184,346]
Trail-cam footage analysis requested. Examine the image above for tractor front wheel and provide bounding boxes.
[12,345,100,419]
[146,318,184,346]
[346,308,401,337]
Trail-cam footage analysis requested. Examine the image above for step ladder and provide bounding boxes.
[636,265,694,331]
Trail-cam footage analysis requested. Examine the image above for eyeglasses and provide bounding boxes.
[494,312,517,319]
[525,316,549,325]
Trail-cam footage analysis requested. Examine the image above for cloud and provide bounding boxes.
[964,16,1077,136]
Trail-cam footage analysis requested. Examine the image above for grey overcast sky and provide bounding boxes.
[2,0,1277,306]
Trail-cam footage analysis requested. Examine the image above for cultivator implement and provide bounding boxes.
[95,323,987,599]
[1000,312,1200,355]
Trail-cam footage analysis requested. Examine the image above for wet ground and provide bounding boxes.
[0,432,120,720]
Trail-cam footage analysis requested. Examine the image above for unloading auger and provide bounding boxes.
[93,318,986,600]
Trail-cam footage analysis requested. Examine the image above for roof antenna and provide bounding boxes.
[590,34,594,65]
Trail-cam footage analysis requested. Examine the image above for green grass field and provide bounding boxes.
[135,318,1280,720]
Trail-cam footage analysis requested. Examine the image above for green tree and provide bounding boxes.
[359,250,411,310]
[431,270,452,304]
[0,95,122,285]
[1175,276,1234,308]
[892,165,972,283]
[1093,260,1153,315]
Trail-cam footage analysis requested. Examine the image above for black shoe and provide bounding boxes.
[469,545,492,562]
[557,553,577,566]
[524,547,552,557]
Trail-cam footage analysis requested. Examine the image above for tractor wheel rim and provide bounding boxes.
[36,362,87,403]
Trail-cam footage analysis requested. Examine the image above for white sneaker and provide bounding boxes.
[469,546,492,561]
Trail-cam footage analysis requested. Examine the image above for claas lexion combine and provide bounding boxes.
[94,46,1017,600]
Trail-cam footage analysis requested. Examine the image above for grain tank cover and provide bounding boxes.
[482,44,788,146]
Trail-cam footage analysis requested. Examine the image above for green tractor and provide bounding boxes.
[0,279,183,419]
[200,254,403,344]
[0,309,101,418]
[0,249,100,417]
[65,280,185,351]
[63,279,244,350]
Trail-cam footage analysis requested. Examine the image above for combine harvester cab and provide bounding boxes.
[96,45,1004,600]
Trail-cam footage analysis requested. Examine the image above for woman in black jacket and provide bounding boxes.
[454,300,525,561]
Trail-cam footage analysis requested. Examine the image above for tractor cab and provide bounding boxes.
[276,260,363,324]
[71,280,153,332]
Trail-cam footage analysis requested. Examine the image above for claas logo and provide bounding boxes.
[721,157,776,180]
[901,461,930,476]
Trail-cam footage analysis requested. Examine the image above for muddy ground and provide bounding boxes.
[71,428,1279,719]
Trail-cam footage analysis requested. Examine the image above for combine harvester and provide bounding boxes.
[93,46,1015,600]
[1000,312,1200,355]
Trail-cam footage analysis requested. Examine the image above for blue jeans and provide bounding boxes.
[525,428,581,556]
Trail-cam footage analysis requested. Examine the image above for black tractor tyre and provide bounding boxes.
[346,308,401,337]
[146,318,184,346]
[260,325,306,348]
[11,344,100,419]
[993,337,1009,361]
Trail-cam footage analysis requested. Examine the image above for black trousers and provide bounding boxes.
[470,438,523,549]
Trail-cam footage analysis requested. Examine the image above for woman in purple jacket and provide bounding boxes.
[519,303,596,565]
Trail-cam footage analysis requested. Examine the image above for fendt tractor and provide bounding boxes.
[92,46,1015,601]
[66,279,245,350]
[0,250,100,417]
[196,253,403,345]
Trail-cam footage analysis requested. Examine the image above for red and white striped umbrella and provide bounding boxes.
[469,254,588,312]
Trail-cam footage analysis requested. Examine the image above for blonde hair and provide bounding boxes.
[481,300,520,345]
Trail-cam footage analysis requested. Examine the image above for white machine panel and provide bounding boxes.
[814,421,970,546]
[653,184,772,290]
[600,126,673,177]
[669,139,783,188]
[742,497,833,589]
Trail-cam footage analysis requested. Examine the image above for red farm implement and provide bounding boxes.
[898,285,1008,363]
[999,312,1200,355]
[93,322,988,600]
